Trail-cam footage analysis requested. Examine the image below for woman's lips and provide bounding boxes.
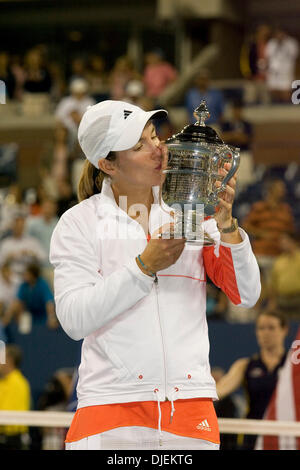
[155,164,162,170]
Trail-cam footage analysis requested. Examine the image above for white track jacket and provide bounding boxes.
[49,178,261,410]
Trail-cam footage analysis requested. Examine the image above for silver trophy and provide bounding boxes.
[161,101,240,245]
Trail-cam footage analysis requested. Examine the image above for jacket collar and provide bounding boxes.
[96,177,171,218]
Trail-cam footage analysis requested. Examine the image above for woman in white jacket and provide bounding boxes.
[49,100,261,450]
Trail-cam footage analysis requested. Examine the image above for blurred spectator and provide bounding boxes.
[37,368,74,450]
[0,210,47,284]
[268,232,300,318]
[48,61,67,103]
[242,179,295,271]
[2,262,58,330]
[220,99,254,193]
[206,280,228,320]
[216,309,288,450]
[86,54,109,101]
[9,54,26,101]
[68,57,88,84]
[43,125,70,185]
[143,49,177,100]
[221,100,252,151]
[109,55,140,100]
[25,197,59,291]
[123,79,145,105]
[0,51,16,100]
[55,179,78,217]
[211,367,239,450]
[265,27,299,103]
[185,69,225,125]
[241,24,271,105]
[0,261,20,321]
[23,48,52,94]
[0,184,24,239]
[55,78,95,150]
[0,344,31,450]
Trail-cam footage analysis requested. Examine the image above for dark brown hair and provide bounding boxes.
[256,309,288,329]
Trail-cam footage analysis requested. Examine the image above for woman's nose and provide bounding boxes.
[150,141,162,158]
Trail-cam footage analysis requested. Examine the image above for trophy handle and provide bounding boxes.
[214,147,240,195]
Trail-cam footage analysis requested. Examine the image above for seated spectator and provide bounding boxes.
[9,53,26,101]
[242,179,295,272]
[268,232,300,318]
[25,197,59,291]
[48,60,67,103]
[0,261,20,321]
[185,69,225,125]
[220,99,252,151]
[220,99,254,193]
[0,210,47,283]
[123,79,145,105]
[109,55,141,101]
[0,184,24,240]
[2,262,58,330]
[40,124,70,187]
[86,54,109,101]
[55,78,95,150]
[68,57,88,84]
[143,49,177,100]
[23,48,52,94]
[0,344,31,450]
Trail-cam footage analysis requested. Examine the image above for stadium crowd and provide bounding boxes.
[0,22,299,450]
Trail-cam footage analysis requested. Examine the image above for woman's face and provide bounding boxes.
[107,122,166,191]
[256,314,287,350]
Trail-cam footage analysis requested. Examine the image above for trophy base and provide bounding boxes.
[158,230,215,246]
[185,232,215,246]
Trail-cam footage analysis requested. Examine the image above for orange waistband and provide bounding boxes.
[65,397,220,444]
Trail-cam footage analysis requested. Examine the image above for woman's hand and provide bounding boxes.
[214,162,242,243]
[138,223,186,275]
[214,162,238,230]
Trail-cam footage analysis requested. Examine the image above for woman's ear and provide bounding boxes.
[98,158,116,176]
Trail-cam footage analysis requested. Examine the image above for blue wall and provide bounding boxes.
[4,319,300,408]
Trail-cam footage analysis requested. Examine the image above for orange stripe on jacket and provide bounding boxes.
[203,245,241,305]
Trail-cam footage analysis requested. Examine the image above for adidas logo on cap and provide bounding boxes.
[123,110,133,119]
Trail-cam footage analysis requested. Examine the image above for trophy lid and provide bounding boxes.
[166,100,223,146]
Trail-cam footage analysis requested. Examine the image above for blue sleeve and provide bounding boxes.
[16,283,26,301]
[40,278,54,304]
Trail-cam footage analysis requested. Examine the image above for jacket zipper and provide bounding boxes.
[154,277,168,402]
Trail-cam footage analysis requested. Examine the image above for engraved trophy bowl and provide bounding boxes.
[161,100,240,245]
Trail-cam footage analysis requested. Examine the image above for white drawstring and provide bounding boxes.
[154,390,163,446]
[170,399,176,423]
[154,388,178,445]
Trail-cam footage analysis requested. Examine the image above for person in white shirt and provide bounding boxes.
[0,212,47,284]
[50,100,261,450]
[265,28,299,103]
[55,78,95,149]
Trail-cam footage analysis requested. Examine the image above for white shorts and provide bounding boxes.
[65,426,219,450]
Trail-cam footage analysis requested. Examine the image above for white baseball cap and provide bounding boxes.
[78,100,168,168]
